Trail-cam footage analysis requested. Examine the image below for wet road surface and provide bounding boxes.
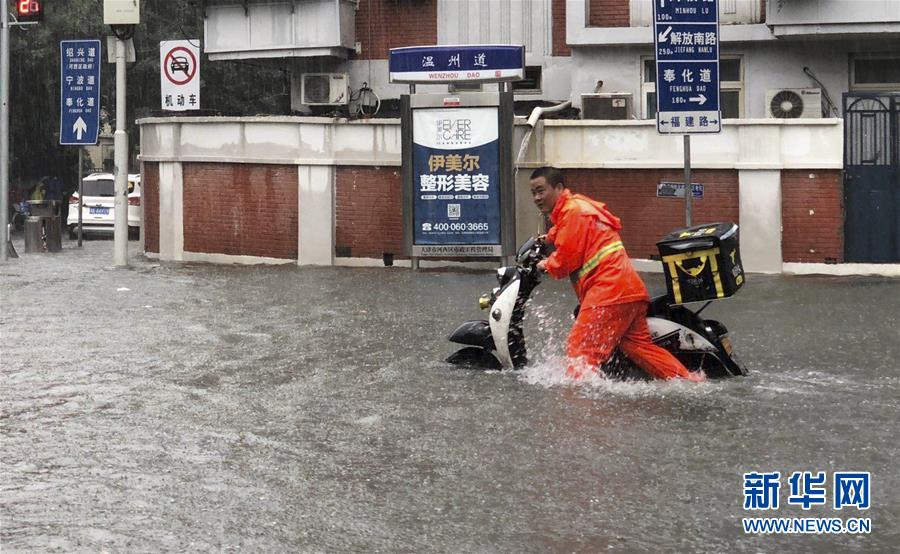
[2,238,899,552]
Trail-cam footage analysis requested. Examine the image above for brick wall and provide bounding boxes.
[335,166,403,258]
[588,0,630,27]
[552,0,571,56]
[182,163,298,259]
[781,170,843,263]
[143,162,159,254]
[353,0,438,60]
[562,169,741,258]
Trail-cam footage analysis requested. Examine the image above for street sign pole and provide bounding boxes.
[77,148,84,246]
[653,0,721,227]
[684,135,692,226]
[113,36,128,266]
[1,0,10,262]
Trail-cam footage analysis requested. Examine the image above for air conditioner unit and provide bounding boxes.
[765,88,822,119]
[581,93,633,120]
[301,73,349,106]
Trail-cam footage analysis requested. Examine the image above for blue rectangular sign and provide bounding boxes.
[412,107,501,253]
[59,40,101,145]
[653,0,720,134]
[657,182,704,199]
[390,45,524,84]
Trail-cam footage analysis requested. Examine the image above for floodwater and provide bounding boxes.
[2,239,899,552]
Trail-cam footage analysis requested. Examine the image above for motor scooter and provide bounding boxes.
[446,234,748,379]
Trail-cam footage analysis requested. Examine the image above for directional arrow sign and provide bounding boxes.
[653,0,721,134]
[689,94,707,105]
[658,26,673,43]
[60,40,101,145]
[73,117,88,140]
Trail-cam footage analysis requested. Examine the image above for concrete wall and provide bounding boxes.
[139,116,844,273]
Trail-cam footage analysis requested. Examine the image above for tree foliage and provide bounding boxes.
[7,0,290,188]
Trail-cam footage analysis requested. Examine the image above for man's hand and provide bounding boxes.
[536,259,548,273]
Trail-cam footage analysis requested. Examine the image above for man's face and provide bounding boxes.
[529,176,562,215]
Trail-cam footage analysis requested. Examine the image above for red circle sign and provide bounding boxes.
[163,46,197,86]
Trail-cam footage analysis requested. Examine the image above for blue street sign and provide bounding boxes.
[657,181,704,199]
[390,45,524,84]
[653,0,720,134]
[59,40,101,145]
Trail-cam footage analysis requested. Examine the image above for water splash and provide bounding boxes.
[513,126,534,190]
[516,127,534,165]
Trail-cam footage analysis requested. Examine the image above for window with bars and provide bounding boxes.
[851,54,900,91]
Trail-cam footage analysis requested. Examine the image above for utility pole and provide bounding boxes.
[113,33,128,266]
[3,0,44,261]
[104,1,140,267]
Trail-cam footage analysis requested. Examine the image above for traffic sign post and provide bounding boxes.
[60,40,101,145]
[653,0,721,225]
[160,40,200,111]
[60,40,102,247]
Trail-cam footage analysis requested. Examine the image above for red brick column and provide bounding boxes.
[142,162,159,254]
[335,166,403,258]
[563,169,741,258]
[588,0,630,28]
[353,0,438,60]
[552,0,571,56]
[182,163,298,259]
[781,170,844,263]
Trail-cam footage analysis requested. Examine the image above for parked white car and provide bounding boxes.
[67,173,141,238]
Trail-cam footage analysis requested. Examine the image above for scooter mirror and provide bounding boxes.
[516,237,538,261]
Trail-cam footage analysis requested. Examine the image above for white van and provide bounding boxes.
[67,173,141,238]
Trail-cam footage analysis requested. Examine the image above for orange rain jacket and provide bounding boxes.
[544,189,649,308]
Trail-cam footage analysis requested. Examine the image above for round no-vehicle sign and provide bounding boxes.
[160,40,200,111]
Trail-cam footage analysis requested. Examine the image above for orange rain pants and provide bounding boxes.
[566,300,694,380]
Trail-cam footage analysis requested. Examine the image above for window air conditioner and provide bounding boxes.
[765,88,822,119]
[301,73,349,106]
[581,93,633,120]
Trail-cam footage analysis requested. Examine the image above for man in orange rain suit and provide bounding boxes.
[529,167,704,382]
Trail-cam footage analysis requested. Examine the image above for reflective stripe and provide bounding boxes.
[574,240,624,282]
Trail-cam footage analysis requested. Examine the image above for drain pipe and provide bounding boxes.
[526,101,572,128]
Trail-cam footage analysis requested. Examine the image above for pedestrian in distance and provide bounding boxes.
[528,166,705,382]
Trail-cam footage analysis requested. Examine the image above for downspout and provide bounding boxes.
[515,101,573,240]
[518,101,572,166]
[526,101,572,129]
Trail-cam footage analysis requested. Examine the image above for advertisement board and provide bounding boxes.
[412,107,500,254]
[402,93,513,258]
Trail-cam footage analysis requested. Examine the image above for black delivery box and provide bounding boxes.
[656,222,744,304]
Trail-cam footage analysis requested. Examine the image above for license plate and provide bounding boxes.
[721,336,733,356]
[89,207,109,215]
